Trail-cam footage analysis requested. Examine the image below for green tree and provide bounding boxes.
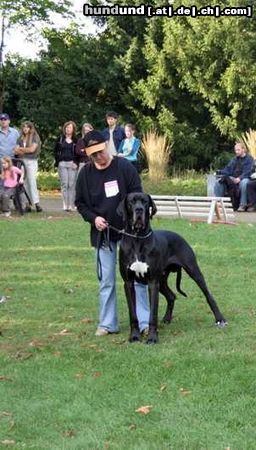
[93,0,256,169]
[0,0,72,109]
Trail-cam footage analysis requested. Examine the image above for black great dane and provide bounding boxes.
[117,192,227,344]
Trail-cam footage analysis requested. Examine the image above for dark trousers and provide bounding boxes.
[0,187,15,212]
[247,180,256,205]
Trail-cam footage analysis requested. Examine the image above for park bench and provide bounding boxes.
[151,195,235,224]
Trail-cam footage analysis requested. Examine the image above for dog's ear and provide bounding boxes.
[116,197,128,221]
[148,195,157,218]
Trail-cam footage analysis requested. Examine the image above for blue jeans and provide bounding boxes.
[214,177,249,206]
[96,242,149,332]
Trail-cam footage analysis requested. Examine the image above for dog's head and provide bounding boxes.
[117,192,157,232]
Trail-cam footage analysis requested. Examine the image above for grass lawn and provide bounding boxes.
[1,215,256,449]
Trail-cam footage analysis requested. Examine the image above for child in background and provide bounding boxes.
[0,157,24,217]
[118,123,141,171]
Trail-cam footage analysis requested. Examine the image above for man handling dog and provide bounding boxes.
[75,130,149,336]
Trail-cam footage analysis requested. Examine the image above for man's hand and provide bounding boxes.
[233,177,240,184]
[95,216,108,231]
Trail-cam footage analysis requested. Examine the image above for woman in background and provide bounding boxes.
[75,122,93,172]
[15,121,42,212]
[118,123,141,171]
[54,121,78,211]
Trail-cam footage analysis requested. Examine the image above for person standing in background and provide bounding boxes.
[102,111,125,156]
[15,121,43,212]
[118,123,141,171]
[0,113,19,159]
[75,122,93,172]
[54,121,78,211]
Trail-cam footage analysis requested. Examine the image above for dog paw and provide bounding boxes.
[145,334,159,344]
[129,331,141,343]
[215,320,228,328]
[161,315,172,324]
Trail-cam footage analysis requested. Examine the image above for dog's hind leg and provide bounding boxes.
[183,262,227,327]
[160,274,176,324]
[124,280,141,342]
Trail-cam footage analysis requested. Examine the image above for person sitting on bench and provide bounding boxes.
[214,141,254,212]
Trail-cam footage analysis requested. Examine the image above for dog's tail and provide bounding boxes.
[176,267,187,297]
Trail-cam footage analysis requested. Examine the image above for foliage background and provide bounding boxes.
[1,0,256,170]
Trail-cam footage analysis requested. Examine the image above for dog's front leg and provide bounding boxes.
[124,280,141,342]
[146,280,159,344]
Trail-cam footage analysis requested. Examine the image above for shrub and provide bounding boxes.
[37,171,60,191]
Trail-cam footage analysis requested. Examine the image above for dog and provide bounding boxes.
[117,192,227,344]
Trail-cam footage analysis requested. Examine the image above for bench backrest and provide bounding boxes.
[151,195,235,224]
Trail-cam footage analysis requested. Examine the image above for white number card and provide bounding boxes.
[104,180,119,198]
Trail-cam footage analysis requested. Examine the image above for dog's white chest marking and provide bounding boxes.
[129,258,149,277]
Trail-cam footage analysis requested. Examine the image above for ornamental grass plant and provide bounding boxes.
[141,130,171,182]
[241,128,256,159]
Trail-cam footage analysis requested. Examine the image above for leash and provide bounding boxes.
[107,224,153,240]
[96,225,153,281]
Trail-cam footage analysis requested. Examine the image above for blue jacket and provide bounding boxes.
[102,125,125,151]
[219,154,254,180]
[118,137,141,161]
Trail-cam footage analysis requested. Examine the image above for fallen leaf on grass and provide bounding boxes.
[0,440,16,445]
[47,216,64,220]
[135,405,152,415]
[92,371,102,378]
[160,383,167,392]
[0,412,12,418]
[128,424,137,431]
[14,351,33,361]
[80,317,92,324]
[179,388,192,396]
[52,351,61,357]
[0,376,13,382]
[8,420,15,431]
[80,343,98,349]
[63,430,76,438]
[75,373,84,379]
[55,329,73,336]
[29,340,45,348]
[163,361,173,368]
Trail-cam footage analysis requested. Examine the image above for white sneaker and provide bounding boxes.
[4,212,11,217]
[95,327,109,337]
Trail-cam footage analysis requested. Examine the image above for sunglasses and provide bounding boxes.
[0,118,8,121]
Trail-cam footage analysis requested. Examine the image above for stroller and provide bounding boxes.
[11,158,32,215]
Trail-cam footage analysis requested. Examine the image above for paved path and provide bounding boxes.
[40,194,256,224]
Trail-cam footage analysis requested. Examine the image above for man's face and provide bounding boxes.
[106,116,117,128]
[0,118,10,129]
[91,146,112,169]
[234,143,246,157]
